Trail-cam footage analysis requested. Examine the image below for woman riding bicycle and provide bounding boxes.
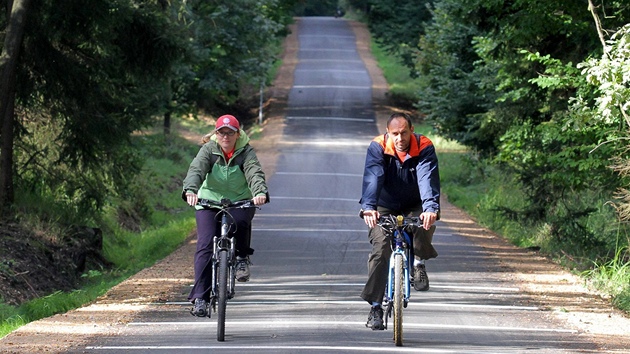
[182,114,269,317]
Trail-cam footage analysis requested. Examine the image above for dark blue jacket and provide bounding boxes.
[360,133,440,213]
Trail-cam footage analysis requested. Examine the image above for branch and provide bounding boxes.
[589,136,630,154]
[587,0,609,55]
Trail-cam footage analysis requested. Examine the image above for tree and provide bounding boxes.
[0,0,187,216]
[367,0,433,76]
[0,0,298,218]
[0,0,31,213]
[163,0,295,135]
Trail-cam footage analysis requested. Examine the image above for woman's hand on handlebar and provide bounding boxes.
[252,195,267,206]
[362,209,380,229]
[186,192,198,207]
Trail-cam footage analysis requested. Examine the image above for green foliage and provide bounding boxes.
[1,121,201,336]
[189,0,288,109]
[11,0,187,215]
[292,0,338,16]
[415,0,498,153]
[496,117,622,249]
[578,24,630,126]
[356,0,630,314]
[583,246,630,312]
[367,0,433,75]
[369,38,421,108]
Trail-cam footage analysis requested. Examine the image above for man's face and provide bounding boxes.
[387,117,414,152]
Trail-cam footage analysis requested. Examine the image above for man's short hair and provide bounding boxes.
[387,112,413,128]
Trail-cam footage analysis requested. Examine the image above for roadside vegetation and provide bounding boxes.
[0,0,300,339]
[0,123,203,337]
[353,0,630,313]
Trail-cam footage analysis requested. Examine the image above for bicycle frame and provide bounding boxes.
[197,198,256,341]
[384,226,413,310]
[211,210,237,301]
[375,214,420,345]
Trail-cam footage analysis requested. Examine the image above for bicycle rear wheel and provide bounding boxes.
[216,250,229,341]
[393,253,404,346]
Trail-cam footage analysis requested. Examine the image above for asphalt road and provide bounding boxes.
[81,17,600,353]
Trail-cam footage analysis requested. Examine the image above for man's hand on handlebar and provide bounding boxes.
[362,209,380,229]
[252,195,267,206]
[420,211,437,230]
[186,192,198,207]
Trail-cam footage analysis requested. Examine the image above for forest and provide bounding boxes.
[347,0,630,309]
[1,0,629,330]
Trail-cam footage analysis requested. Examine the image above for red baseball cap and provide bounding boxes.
[215,114,240,131]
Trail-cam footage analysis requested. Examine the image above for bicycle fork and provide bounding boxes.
[210,213,237,309]
[383,233,412,328]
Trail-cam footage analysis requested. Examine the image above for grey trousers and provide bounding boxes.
[360,206,437,304]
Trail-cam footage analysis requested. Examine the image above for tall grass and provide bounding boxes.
[369,40,421,107]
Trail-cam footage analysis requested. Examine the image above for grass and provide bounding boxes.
[369,37,422,107]
[0,274,127,337]
[0,123,204,338]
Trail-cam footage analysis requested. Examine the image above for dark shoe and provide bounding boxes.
[190,298,208,317]
[413,264,429,291]
[366,306,385,330]
[235,257,251,282]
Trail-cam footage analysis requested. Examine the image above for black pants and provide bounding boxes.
[188,207,255,302]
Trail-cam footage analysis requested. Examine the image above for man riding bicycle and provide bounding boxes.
[359,112,440,330]
[182,114,269,317]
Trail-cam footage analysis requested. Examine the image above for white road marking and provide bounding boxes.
[233,283,521,292]
[298,59,364,63]
[275,140,369,147]
[163,300,538,311]
[85,345,481,353]
[299,35,355,39]
[300,49,357,53]
[253,228,364,232]
[275,171,362,177]
[178,283,521,292]
[293,85,371,89]
[123,320,575,333]
[268,196,358,202]
[286,116,373,122]
[295,69,367,73]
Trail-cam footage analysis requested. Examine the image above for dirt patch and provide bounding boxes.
[0,222,109,307]
[1,19,630,354]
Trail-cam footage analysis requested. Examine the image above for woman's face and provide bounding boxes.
[216,128,239,151]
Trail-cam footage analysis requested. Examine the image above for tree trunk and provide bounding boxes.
[0,0,31,214]
[163,111,171,135]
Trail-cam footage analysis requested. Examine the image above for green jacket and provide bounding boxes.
[182,130,268,209]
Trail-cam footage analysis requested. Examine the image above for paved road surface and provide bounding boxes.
[81,17,601,353]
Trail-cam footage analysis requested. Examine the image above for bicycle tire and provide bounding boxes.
[216,249,229,341]
[393,253,404,346]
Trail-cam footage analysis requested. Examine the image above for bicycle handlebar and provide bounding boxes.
[377,215,422,229]
[197,198,255,210]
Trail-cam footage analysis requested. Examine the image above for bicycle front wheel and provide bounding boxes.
[393,253,404,346]
[216,250,229,341]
